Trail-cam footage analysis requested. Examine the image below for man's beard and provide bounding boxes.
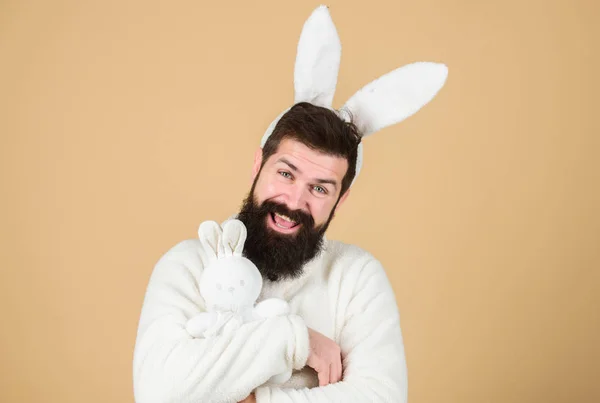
[237,191,336,282]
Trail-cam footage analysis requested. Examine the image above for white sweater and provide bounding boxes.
[133,227,408,403]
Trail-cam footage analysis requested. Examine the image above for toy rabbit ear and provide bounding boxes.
[220,219,247,258]
[293,5,341,108]
[339,62,448,137]
[198,221,222,261]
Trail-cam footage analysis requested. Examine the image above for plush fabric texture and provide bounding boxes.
[132,220,407,403]
[293,5,341,108]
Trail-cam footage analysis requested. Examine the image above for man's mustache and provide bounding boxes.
[255,200,315,229]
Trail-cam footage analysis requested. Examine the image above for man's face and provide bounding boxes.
[237,138,351,281]
[252,138,349,231]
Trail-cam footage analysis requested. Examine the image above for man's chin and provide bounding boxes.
[237,194,328,281]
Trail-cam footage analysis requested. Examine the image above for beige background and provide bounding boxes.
[1,0,598,402]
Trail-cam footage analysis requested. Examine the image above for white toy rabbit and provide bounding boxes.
[186,218,293,384]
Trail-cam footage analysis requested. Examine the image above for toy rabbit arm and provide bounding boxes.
[253,298,291,320]
[185,311,218,337]
[132,244,310,403]
[255,259,407,403]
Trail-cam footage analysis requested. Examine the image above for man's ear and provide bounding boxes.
[334,188,351,213]
[251,147,263,183]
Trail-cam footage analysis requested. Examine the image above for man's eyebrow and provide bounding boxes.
[314,178,338,190]
[277,158,300,173]
[277,157,338,190]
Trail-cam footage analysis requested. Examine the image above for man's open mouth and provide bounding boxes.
[269,212,300,231]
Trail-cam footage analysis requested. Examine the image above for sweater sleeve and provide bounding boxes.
[254,258,408,403]
[132,240,310,403]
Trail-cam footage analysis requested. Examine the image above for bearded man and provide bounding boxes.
[132,6,447,403]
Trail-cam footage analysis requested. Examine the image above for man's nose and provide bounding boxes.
[285,184,308,211]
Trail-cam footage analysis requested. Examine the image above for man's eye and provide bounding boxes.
[279,171,292,179]
[313,186,326,194]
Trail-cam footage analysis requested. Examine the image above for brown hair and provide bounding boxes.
[261,102,362,196]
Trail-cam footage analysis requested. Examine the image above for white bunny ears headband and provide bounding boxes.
[259,5,448,187]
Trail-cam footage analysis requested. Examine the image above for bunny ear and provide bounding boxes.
[198,221,222,261]
[220,219,247,258]
[260,6,341,148]
[293,5,341,107]
[339,62,448,137]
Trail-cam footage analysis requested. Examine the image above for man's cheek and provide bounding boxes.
[265,182,281,196]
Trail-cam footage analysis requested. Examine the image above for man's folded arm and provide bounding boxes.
[254,258,408,403]
[132,241,310,403]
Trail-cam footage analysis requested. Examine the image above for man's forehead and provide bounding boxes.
[267,139,348,179]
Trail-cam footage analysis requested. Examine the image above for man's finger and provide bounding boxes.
[329,362,337,384]
[331,356,342,384]
[318,365,330,387]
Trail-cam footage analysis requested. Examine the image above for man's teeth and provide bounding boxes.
[275,212,296,224]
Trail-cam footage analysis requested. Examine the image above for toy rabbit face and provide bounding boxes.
[200,257,263,310]
[197,219,264,311]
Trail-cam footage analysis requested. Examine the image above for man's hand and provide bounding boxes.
[307,327,343,386]
[239,392,256,403]
[237,329,341,400]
